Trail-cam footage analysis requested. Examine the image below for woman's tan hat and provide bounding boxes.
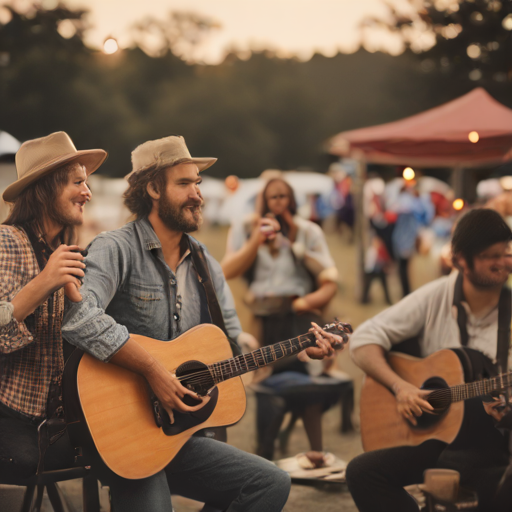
[128,135,217,179]
[3,131,108,202]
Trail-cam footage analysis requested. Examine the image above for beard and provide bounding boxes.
[466,267,511,288]
[158,193,203,233]
[52,197,84,228]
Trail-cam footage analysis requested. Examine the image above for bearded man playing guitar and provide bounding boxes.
[346,208,512,512]
[62,135,345,512]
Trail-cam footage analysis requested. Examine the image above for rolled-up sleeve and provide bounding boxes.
[349,291,426,355]
[206,252,242,345]
[62,236,129,362]
[0,230,36,354]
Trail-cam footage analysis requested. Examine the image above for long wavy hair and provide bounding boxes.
[3,163,79,245]
[260,178,297,217]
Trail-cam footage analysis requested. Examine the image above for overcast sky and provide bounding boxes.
[62,0,414,62]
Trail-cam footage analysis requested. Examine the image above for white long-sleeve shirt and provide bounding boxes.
[350,271,502,364]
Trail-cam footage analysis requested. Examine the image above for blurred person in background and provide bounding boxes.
[346,208,512,512]
[63,137,344,511]
[362,231,392,305]
[222,177,341,467]
[389,179,434,297]
[0,132,105,482]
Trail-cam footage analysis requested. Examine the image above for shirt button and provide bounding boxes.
[170,279,176,286]
[173,314,180,321]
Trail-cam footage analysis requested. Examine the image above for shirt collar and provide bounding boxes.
[135,217,192,265]
[135,217,162,251]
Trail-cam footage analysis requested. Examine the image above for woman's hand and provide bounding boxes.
[39,245,85,296]
[12,245,86,321]
[256,216,280,243]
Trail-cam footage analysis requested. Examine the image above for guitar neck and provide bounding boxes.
[208,333,317,384]
[449,371,512,402]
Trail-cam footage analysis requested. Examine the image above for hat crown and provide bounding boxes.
[15,131,78,180]
[131,136,195,174]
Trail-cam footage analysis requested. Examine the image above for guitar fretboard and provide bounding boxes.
[208,333,317,384]
[449,371,512,402]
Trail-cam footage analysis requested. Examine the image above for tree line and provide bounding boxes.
[0,1,510,179]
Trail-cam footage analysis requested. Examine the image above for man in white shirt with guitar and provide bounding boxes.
[346,208,512,512]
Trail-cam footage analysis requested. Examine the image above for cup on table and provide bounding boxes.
[423,468,460,502]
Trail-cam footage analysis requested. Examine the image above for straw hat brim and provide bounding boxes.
[125,156,217,181]
[3,149,108,203]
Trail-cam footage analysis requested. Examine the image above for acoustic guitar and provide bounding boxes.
[360,349,512,452]
[66,320,351,479]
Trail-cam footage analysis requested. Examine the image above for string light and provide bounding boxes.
[468,131,479,143]
[453,198,464,211]
[103,38,119,55]
[403,167,415,181]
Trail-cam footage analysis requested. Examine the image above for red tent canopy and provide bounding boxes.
[327,88,512,168]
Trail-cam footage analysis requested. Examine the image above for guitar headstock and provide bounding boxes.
[323,318,353,345]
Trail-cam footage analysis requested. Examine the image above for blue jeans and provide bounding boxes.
[99,437,291,512]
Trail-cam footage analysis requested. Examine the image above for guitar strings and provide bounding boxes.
[169,326,349,388]
[173,335,319,386]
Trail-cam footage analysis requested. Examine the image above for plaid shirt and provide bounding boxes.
[0,225,64,420]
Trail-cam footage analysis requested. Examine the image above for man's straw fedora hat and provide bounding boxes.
[3,131,107,202]
[128,135,217,179]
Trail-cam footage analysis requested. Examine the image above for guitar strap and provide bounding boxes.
[187,236,241,356]
[453,271,511,376]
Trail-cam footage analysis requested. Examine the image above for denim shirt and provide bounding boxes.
[62,218,241,362]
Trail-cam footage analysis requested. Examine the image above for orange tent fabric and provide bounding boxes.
[327,88,512,168]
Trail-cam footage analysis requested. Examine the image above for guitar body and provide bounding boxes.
[360,349,465,452]
[76,324,246,480]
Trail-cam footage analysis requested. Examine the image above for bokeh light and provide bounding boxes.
[468,131,479,143]
[453,198,464,211]
[57,20,77,39]
[503,14,512,31]
[467,44,481,59]
[103,38,119,55]
[403,167,415,181]
[500,176,512,191]
[0,6,12,25]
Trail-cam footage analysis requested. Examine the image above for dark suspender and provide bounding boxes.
[453,271,511,373]
[187,236,240,356]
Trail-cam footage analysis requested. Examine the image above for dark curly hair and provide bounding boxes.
[123,165,167,218]
[451,208,512,269]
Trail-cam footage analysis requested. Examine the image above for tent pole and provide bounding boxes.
[451,166,464,200]
[353,154,367,302]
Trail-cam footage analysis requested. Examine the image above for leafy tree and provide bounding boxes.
[365,0,512,106]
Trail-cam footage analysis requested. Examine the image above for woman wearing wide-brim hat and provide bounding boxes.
[0,131,107,484]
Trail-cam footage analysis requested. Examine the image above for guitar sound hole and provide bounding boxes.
[176,360,215,397]
[410,377,450,430]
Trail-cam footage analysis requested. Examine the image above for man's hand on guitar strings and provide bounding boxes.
[304,322,348,360]
[483,395,510,422]
[145,364,210,424]
[391,380,434,426]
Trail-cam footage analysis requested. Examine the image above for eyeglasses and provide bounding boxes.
[267,194,288,201]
